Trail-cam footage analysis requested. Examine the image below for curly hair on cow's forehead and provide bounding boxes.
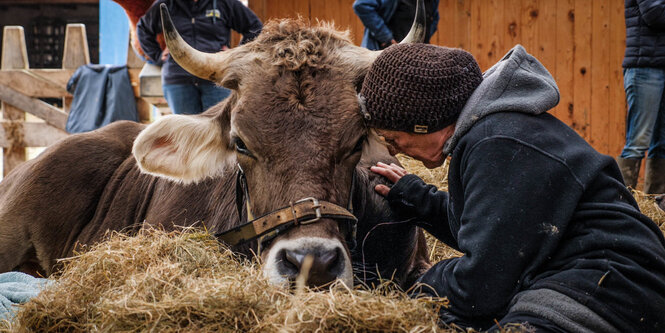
[247,18,354,71]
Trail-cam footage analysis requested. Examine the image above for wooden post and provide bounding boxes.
[61,24,90,113]
[126,37,144,69]
[1,26,29,176]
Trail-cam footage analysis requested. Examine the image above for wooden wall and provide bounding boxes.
[248,0,627,157]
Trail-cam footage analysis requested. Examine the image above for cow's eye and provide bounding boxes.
[351,136,366,154]
[233,137,254,158]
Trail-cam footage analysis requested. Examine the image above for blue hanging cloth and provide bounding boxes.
[65,64,139,134]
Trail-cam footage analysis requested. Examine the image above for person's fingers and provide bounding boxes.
[370,165,401,183]
[374,184,390,197]
[390,163,408,176]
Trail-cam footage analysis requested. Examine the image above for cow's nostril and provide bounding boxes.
[276,247,345,287]
[314,248,339,273]
[284,249,304,271]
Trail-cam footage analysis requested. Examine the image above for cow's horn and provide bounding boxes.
[160,3,229,81]
[399,0,426,44]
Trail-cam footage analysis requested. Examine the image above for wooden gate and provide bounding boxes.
[0,24,154,177]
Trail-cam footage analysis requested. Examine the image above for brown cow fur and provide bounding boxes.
[0,19,430,288]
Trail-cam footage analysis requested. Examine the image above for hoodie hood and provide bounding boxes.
[443,44,560,155]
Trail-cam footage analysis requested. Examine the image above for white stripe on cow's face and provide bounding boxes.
[262,237,353,287]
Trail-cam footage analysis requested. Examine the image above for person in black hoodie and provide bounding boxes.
[137,0,262,115]
[616,0,665,194]
[360,43,665,332]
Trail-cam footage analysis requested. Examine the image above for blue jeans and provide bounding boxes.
[162,83,230,115]
[620,67,665,159]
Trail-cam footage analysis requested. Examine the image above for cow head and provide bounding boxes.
[132,3,425,288]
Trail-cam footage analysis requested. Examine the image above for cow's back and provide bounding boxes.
[0,121,144,275]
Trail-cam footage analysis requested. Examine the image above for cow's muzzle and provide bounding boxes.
[214,165,358,287]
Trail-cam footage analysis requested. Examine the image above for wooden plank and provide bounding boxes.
[1,27,29,71]
[62,24,91,70]
[62,24,91,114]
[478,0,503,68]
[248,0,268,22]
[437,0,456,47]
[554,0,575,126]
[0,70,71,98]
[521,0,538,57]
[469,0,484,68]
[503,0,521,52]
[609,0,626,157]
[21,69,76,87]
[126,38,145,69]
[572,0,592,141]
[0,84,68,130]
[453,0,471,50]
[1,26,29,176]
[0,122,68,148]
[589,0,610,153]
[537,0,556,74]
[136,97,154,123]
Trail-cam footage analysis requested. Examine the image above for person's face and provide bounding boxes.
[375,124,455,169]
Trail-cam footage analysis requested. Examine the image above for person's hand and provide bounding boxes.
[221,45,229,51]
[370,162,408,197]
[160,47,170,61]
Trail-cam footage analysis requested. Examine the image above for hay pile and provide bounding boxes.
[631,189,665,233]
[1,228,453,332]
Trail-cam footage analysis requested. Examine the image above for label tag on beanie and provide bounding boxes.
[414,125,428,133]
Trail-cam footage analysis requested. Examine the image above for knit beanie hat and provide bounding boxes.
[360,43,483,133]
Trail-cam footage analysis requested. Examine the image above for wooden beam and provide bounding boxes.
[1,26,29,176]
[0,70,71,98]
[0,121,68,148]
[0,84,68,130]
[62,24,90,114]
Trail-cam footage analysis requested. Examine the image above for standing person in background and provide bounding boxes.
[353,0,439,50]
[137,0,262,115]
[617,0,665,193]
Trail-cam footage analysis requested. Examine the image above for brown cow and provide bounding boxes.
[0,5,431,288]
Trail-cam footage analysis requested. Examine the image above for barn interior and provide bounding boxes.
[0,1,664,331]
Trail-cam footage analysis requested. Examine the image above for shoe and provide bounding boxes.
[617,157,642,189]
[644,158,665,194]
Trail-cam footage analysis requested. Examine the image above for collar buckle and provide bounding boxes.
[293,197,321,225]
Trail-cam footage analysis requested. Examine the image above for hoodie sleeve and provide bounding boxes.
[415,137,584,324]
[224,0,263,44]
[387,174,457,249]
[136,1,166,65]
[353,0,395,44]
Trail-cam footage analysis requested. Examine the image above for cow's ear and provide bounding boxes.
[132,113,233,184]
[358,130,393,168]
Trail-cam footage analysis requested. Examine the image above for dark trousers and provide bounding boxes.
[488,311,568,333]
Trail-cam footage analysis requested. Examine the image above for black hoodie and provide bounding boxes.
[388,45,665,332]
